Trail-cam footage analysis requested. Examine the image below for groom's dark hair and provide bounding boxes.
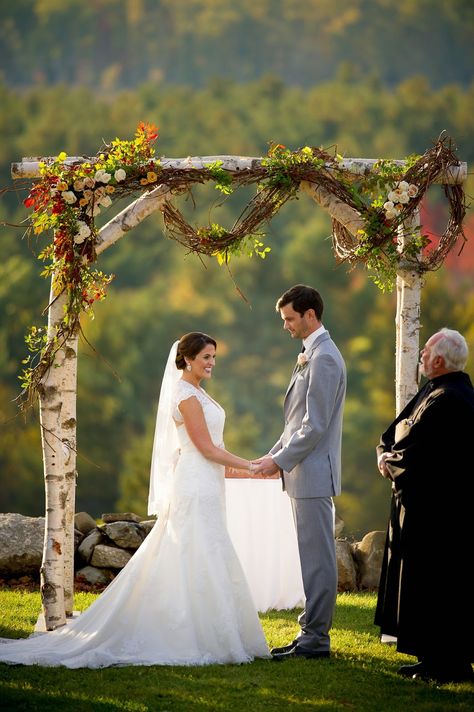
[276,285,324,320]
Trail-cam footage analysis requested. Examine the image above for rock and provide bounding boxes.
[0,513,45,575]
[334,512,345,538]
[90,544,132,569]
[101,512,143,523]
[102,521,145,549]
[75,565,115,587]
[77,528,104,563]
[140,519,156,535]
[352,530,386,589]
[74,528,85,549]
[74,511,98,535]
[336,539,358,591]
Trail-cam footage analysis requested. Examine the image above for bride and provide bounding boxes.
[0,332,270,667]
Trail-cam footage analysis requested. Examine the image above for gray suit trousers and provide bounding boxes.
[290,496,336,652]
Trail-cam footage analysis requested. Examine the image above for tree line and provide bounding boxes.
[2,0,473,90]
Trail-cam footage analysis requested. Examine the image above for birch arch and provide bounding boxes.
[11,132,467,630]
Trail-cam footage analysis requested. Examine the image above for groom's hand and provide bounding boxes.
[252,455,280,477]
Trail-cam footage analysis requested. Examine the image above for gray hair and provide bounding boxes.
[431,328,468,371]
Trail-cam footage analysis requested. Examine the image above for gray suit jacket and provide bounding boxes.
[271,331,346,498]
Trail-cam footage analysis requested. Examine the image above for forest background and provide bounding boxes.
[1,0,473,537]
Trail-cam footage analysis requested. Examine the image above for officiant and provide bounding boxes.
[375,328,474,684]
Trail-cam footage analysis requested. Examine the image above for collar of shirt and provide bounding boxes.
[303,324,326,352]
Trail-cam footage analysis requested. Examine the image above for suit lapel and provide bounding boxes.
[285,332,330,398]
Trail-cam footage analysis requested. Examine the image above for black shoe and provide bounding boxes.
[399,661,474,684]
[398,662,426,678]
[270,640,299,655]
[418,663,474,684]
[272,645,330,661]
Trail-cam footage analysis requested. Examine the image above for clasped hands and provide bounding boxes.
[249,454,280,478]
[377,452,394,481]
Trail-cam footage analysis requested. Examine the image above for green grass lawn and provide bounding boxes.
[0,590,472,711]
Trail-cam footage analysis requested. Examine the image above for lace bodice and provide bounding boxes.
[173,380,225,448]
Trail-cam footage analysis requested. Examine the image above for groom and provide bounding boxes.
[254,284,346,660]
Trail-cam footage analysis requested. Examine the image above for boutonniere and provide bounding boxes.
[296,353,308,370]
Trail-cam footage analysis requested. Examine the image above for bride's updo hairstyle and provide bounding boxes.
[175,332,217,370]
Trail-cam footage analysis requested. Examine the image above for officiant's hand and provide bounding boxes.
[377,452,394,480]
[252,455,280,477]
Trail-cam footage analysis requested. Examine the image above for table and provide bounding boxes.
[225,478,304,612]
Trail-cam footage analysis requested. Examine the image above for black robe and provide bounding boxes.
[375,371,474,662]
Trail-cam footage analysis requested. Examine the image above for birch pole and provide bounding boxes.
[39,282,78,629]
[395,210,422,413]
[61,328,78,617]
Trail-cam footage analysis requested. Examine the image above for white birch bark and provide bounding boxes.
[61,329,78,617]
[395,211,423,414]
[300,180,365,236]
[96,184,171,255]
[11,156,467,185]
[39,281,79,630]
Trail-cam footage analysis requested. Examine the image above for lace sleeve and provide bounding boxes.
[174,380,207,421]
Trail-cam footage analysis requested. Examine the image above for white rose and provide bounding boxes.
[398,192,410,204]
[297,353,308,367]
[408,184,418,197]
[387,190,398,202]
[95,169,111,184]
[99,194,112,208]
[76,220,91,237]
[84,176,95,189]
[384,201,398,219]
[86,204,101,217]
[398,181,409,191]
[73,178,86,191]
[73,221,91,244]
[62,191,77,204]
[114,168,126,182]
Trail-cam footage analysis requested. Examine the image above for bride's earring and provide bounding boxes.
[186,362,191,372]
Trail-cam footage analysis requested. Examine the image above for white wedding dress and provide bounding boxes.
[0,380,270,668]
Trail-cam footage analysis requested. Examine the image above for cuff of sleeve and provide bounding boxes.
[271,451,286,471]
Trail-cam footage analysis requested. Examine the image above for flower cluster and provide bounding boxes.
[23,122,159,311]
[383,180,419,220]
[297,352,308,368]
[19,123,159,408]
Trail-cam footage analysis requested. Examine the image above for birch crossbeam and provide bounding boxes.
[11,156,468,185]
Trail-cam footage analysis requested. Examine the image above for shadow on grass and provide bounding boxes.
[1,656,473,712]
[0,623,34,639]
[1,592,473,711]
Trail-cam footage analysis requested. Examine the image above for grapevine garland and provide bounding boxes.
[17,126,466,407]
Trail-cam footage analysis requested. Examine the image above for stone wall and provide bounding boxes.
[0,512,386,592]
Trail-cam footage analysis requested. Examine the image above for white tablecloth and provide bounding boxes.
[225,478,304,612]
